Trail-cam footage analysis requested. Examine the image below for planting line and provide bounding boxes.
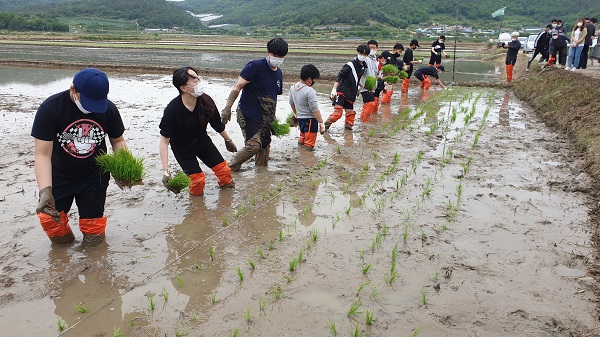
[56,167,314,336]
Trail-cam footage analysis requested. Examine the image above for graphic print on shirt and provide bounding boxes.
[57,119,105,158]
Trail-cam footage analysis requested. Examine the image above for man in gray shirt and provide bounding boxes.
[289,64,325,150]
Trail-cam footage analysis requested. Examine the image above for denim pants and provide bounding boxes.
[567,45,584,68]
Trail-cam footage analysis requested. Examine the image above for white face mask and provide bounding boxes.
[369,49,377,56]
[73,94,92,114]
[357,54,368,62]
[552,35,558,40]
[512,38,518,41]
[268,56,284,68]
[187,82,204,97]
[577,22,583,27]
[439,40,444,44]
[552,23,557,28]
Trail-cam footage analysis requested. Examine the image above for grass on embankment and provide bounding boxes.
[514,68,600,268]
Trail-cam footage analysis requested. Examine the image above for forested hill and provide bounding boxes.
[1,0,599,30]
[0,0,201,28]
[179,0,599,28]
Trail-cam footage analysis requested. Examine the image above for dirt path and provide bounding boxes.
[0,71,598,336]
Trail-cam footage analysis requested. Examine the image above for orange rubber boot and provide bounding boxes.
[401,78,410,93]
[327,107,344,125]
[38,211,74,244]
[345,110,356,129]
[298,132,305,145]
[360,101,377,122]
[212,161,234,189]
[381,87,393,104]
[506,64,514,82]
[423,76,431,90]
[79,217,107,247]
[304,132,317,149]
[189,172,206,196]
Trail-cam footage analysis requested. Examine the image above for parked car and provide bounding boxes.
[523,35,537,53]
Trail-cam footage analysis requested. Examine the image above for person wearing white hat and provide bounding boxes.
[501,32,521,82]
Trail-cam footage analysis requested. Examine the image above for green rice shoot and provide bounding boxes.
[168,172,191,191]
[384,75,400,84]
[364,76,377,91]
[381,64,399,76]
[399,70,409,79]
[96,148,145,184]
[271,119,291,137]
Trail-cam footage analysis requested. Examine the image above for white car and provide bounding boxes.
[523,35,537,53]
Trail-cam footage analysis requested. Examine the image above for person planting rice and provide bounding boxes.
[325,44,370,131]
[159,67,236,196]
[32,68,129,247]
[220,37,288,171]
[289,64,325,150]
[414,65,446,90]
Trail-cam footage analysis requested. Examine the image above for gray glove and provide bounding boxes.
[36,186,60,223]
[221,107,232,125]
[225,139,237,152]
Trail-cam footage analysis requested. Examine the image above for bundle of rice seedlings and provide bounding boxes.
[384,75,400,84]
[286,112,298,127]
[364,76,377,91]
[96,148,145,187]
[381,64,399,76]
[271,119,291,137]
[168,172,190,193]
[399,70,409,79]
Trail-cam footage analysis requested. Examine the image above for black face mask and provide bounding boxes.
[309,78,316,87]
[393,52,400,57]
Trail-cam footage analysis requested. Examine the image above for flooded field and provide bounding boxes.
[0,43,499,82]
[0,67,598,336]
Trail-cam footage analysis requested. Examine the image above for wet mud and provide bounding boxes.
[0,68,598,336]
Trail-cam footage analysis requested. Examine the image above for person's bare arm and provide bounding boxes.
[159,135,170,173]
[109,135,128,153]
[34,139,53,189]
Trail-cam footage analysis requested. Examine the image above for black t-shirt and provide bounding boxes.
[414,66,441,80]
[431,40,446,57]
[31,90,125,179]
[403,48,415,76]
[159,94,225,158]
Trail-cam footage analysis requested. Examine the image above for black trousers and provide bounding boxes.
[579,44,590,69]
[53,172,110,219]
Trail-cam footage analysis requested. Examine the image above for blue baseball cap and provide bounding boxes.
[72,68,109,113]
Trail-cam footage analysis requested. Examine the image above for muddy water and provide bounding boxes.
[0,67,597,336]
[0,44,497,82]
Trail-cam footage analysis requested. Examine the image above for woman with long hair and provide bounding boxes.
[566,18,587,70]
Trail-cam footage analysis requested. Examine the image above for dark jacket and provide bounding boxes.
[549,33,571,53]
[534,31,551,51]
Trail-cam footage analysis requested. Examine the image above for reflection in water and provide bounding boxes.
[49,243,123,336]
[380,101,392,122]
[499,91,511,126]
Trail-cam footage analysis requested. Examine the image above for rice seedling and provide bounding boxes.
[176,274,184,287]
[362,263,371,275]
[349,324,362,337]
[73,303,87,314]
[277,182,283,191]
[298,248,304,262]
[250,195,256,206]
[369,284,380,299]
[372,151,379,159]
[336,145,341,154]
[259,298,266,313]
[256,246,265,259]
[268,240,275,251]
[95,148,145,186]
[245,306,252,323]
[432,268,440,283]
[306,237,312,250]
[385,271,398,285]
[284,275,292,283]
[191,310,199,321]
[162,287,169,302]
[457,181,464,201]
[112,327,121,337]
[279,229,285,242]
[57,317,67,332]
[345,205,352,217]
[167,172,191,192]
[359,250,365,262]
[221,217,228,227]
[411,325,424,337]
[262,191,267,201]
[293,195,298,203]
[231,327,241,337]
[311,228,319,242]
[272,284,283,300]
[236,267,244,282]
[328,320,338,336]
[421,289,428,305]
[271,119,291,136]
[357,281,370,295]
[393,152,400,164]
[289,257,299,271]
[209,244,215,261]
[174,325,188,337]
[391,242,398,264]
[420,230,427,241]
[347,299,362,317]
[248,259,256,270]
[365,309,374,326]
[148,294,156,312]
[210,291,217,304]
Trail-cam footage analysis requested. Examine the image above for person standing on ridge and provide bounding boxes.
[502,32,521,82]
